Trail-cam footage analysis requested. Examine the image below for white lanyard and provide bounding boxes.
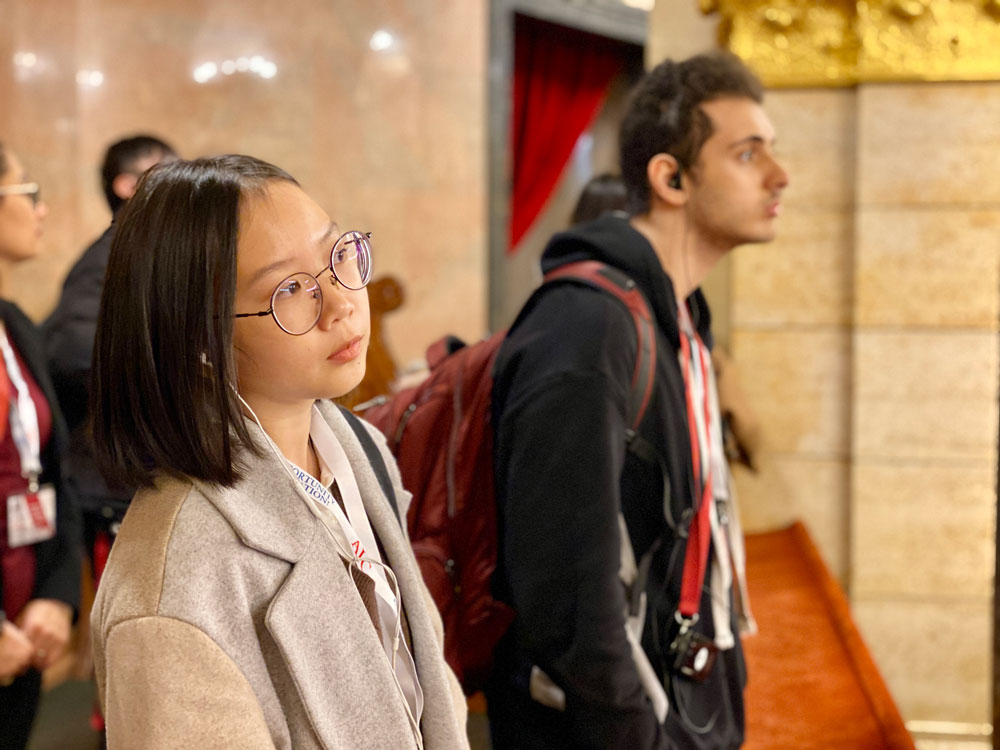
[291,406,424,726]
[0,324,42,491]
[292,408,397,611]
[676,306,753,649]
[677,306,712,491]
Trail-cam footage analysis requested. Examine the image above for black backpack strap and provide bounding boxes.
[542,260,657,430]
[338,405,402,527]
[543,262,678,590]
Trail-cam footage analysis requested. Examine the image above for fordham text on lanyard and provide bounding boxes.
[0,323,57,549]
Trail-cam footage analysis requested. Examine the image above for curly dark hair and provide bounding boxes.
[619,51,763,215]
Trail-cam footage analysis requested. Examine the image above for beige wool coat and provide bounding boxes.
[91,402,469,750]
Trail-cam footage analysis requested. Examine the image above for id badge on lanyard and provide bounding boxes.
[7,487,57,548]
[0,324,56,549]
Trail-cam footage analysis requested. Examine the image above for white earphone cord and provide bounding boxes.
[235,391,423,749]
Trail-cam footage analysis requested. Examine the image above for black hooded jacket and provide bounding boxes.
[489,215,745,750]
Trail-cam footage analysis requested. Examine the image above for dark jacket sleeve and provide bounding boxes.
[43,227,113,432]
[493,288,671,750]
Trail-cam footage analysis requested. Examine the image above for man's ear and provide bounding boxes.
[647,153,686,207]
[111,172,140,202]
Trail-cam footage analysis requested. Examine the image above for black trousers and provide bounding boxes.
[0,668,42,750]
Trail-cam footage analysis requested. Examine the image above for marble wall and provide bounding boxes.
[0,0,488,367]
[648,0,998,737]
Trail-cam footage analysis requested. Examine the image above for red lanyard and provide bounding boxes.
[677,309,714,620]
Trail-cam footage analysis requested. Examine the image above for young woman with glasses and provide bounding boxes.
[0,142,81,749]
[88,155,468,749]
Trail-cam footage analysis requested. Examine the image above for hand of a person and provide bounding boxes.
[0,620,35,684]
[17,598,73,671]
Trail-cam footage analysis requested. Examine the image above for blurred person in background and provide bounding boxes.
[0,141,81,749]
[570,171,629,225]
[44,135,177,582]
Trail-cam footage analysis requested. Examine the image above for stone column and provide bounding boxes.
[850,79,999,730]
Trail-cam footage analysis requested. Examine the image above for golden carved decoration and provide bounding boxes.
[700,0,1000,87]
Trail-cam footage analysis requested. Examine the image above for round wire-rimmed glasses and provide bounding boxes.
[234,230,372,336]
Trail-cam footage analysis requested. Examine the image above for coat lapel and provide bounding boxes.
[198,405,464,749]
[197,424,415,748]
[265,532,418,748]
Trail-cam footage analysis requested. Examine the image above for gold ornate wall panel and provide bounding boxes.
[700,0,1000,86]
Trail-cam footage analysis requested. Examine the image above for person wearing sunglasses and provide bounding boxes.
[89,155,468,749]
[0,142,81,749]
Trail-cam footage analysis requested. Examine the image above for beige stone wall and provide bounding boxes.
[850,81,999,727]
[649,0,998,734]
[0,0,488,367]
[731,87,857,584]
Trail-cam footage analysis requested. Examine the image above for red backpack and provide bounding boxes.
[360,260,657,694]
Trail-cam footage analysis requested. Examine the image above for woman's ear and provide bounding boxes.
[647,153,686,207]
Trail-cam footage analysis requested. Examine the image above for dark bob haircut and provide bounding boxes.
[91,155,298,489]
[619,51,763,215]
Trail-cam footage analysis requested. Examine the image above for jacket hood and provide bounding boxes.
[540,214,713,349]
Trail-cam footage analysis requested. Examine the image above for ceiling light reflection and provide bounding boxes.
[193,56,277,83]
[193,62,218,83]
[369,30,395,52]
[13,51,38,68]
[76,70,104,88]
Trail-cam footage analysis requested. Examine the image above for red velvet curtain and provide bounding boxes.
[509,15,625,252]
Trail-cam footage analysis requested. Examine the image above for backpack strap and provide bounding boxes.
[338,405,402,527]
[542,262,675,621]
[542,260,657,430]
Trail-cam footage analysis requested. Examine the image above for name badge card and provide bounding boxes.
[7,484,56,548]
